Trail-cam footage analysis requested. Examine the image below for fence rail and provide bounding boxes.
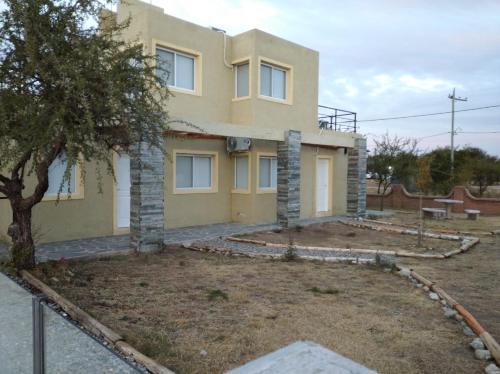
[318,105,357,133]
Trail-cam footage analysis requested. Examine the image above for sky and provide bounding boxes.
[145,0,500,155]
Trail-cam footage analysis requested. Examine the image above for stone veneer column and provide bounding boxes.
[347,137,367,217]
[277,130,301,227]
[130,140,165,251]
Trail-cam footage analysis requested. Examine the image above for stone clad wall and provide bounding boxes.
[347,138,367,217]
[130,141,165,251]
[277,130,301,227]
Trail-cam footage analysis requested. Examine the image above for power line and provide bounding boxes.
[457,131,500,134]
[358,104,500,123]
[418,131,450,140]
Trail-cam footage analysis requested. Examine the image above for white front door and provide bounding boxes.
[116,154,131,229]
[316,158,329,213]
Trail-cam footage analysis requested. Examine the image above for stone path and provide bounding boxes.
[193,237,395,265]
[0,216,347,263]
[0,273,140,373]
[227,341,378,374]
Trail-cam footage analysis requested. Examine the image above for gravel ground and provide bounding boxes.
[193,238,396,265]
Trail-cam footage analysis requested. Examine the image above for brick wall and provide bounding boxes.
[367,184,500,216]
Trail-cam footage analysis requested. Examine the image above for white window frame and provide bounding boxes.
[257,57,293,105]
[173,150,218,194]
[257,153,278,193]
[234,61,250,99]
[232,153,251,194]
[156,46,195,92]
[43,152,84,201]
[260,63,287,100]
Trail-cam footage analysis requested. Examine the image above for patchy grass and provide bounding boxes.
[33,247,482,374]
[240,221,458,254]
[377,209,500,234]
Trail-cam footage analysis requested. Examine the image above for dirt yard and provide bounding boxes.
[373,210,500,235]
[376,211,500,342]
[239,221,459,254]
[34,248,483,374]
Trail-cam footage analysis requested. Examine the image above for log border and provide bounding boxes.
[20,270,174,374]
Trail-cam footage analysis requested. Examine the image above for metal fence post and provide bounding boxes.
[32,296,45,374]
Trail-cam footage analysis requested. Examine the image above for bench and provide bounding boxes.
[422,208,447,219]
[464,209,481,220]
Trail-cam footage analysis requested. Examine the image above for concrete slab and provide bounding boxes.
[0,273,139,373]
[226,341,378,374]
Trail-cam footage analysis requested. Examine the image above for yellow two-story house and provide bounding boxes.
[0,0,366,248]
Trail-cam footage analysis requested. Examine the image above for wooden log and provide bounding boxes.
[431,286,458,308]
[396,252,445,259]
[115,341,175,374]
[226,237,267,246]
[455,304,485,336]
[443,249,462,258]
[21,270,122,344]
[480,331,500,366]
[410,270,434,287]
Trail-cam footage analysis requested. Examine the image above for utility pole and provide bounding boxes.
[448,88,467,176]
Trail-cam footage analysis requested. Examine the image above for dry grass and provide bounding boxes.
[377,210,500,234]
[240,221,459,254]
[34,248,483,374]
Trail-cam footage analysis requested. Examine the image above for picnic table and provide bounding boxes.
[434,198,464,218]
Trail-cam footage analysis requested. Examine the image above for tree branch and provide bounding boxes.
[20,141,64,210]
[11,151,32,181]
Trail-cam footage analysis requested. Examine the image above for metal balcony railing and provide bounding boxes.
[318,105,357,133]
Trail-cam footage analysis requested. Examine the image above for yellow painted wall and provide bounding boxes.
[300,145,348,218]
[231,140,278,224]
[0,162,114,244]
[117,0,326,139]
[165,136,232,228]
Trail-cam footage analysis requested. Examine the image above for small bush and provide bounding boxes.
[294,225,304,233]
[282,244,297,262]
[307,287,340,295]
[208,289,228,301]
[139,281,149,287]
[345,232,356,237]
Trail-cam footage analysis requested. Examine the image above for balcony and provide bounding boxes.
[318,105,357,133]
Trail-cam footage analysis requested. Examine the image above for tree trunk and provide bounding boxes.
[8,199,36,270]
[379,193,385,211]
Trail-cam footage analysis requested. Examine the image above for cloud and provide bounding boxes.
[152,0,278,34]
[399,75,461,93]
[334,78,359,98]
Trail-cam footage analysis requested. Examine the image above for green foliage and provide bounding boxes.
[306,286,339,295]
[416,156,433,193]
[207,289,229,301]
[426,147,500,195]
[0,0,170,268]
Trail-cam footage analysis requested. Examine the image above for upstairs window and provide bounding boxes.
[260,63,286,100]
[156,47,195,91]
[234,62,249,98]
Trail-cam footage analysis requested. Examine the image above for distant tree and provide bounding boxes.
[459,149,500,196]
[0,0,170,269]
[367,133,418,210]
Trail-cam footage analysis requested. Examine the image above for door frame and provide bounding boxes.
[314,155,333,217]
[112,152,131,235]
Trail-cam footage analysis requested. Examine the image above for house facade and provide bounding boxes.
[0,0,367,247]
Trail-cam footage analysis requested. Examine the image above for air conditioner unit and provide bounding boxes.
[227,137,252,153]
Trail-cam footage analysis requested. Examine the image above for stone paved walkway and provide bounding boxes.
[0,216,348,263]
[0,273,140,373]
[194,237,395,265]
